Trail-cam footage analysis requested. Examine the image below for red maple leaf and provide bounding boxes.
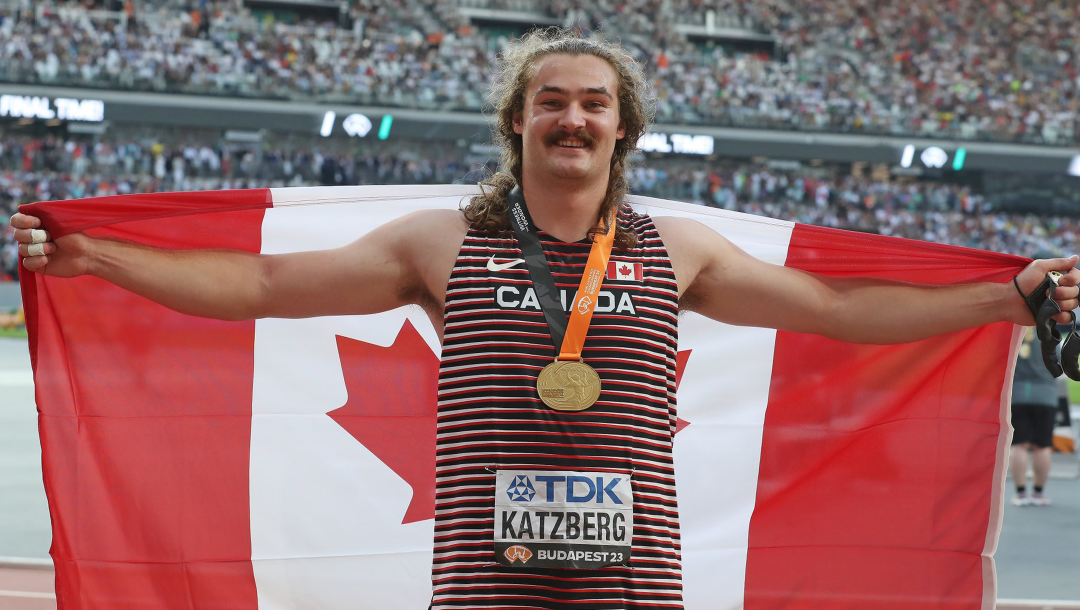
[620,263,632,277]
[327,320,438,524]
[329,322,693,524]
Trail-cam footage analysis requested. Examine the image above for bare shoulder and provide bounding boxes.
[337,207,468,303]
[397,208,470,239]
[650,215,721,249]
[650,215,737,298]
[376,208,469,256]
[393,208,470,306]
[408,207,471,232]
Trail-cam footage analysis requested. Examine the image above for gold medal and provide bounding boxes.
[506,189,616,412]
[537,359,602,411]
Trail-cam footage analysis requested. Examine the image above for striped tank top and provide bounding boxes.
[432,205,683,609]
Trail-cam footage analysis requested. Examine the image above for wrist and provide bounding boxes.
[82,235,104,278]
[1004,279,1033,326]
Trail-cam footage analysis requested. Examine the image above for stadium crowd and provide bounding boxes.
[1,0,1077,144]
[2,133,1077,283]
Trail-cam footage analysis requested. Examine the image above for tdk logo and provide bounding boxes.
[506,475,536,502]
[509,475,623,504]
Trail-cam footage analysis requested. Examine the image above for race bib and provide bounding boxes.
[494,469,633,569]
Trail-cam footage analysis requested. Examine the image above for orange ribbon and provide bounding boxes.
[557,217,616,362]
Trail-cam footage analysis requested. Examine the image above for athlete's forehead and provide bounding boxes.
[525,54,620,103]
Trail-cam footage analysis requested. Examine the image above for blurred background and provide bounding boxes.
[0,0,1078,607]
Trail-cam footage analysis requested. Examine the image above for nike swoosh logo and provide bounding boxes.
[487,256,526,272]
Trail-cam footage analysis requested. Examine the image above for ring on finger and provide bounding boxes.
[27,243,45,256]
[30,229,48,244]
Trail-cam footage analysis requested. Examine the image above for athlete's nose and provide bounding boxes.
[558,102,587,132]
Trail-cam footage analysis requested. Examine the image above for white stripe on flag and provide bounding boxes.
[251,186,795,609]
[253,190,451,609]
[649,197,793,610]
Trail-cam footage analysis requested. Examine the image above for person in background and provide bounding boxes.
[1010,317,1068,506]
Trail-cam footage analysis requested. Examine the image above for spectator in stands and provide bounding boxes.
[2,0,1077,144]
[4,124,1080,285]
[4,129,1080,282]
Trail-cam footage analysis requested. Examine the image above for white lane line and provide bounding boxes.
[0,370,33,387]
[0,556,52,568]
[997,602,1080,610]
[0,590,55,599]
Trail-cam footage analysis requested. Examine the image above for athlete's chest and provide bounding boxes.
[447,234,669,321]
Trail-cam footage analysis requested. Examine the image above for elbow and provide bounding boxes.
[226,256,273,321]
[245,259,274,320]
[798,293,856,342]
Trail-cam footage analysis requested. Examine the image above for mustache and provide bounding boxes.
[543,129,597,147]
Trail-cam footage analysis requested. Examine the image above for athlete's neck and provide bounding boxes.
[520,176,607,243]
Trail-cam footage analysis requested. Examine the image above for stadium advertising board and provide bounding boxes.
[318,112,393,140]
[898,144,968,171]
[639,131,716,155]
[0,94,105,122]
[1,84,1076,176]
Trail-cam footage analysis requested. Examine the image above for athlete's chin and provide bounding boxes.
[544,162,597,182]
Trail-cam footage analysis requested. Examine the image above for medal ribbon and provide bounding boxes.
[506,186,616,362]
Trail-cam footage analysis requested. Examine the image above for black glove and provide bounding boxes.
[1016,272,1080,380]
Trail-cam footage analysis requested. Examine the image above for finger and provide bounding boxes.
[12,228,50,244]
[1053,311,1075,325]
[19,242,55,257]
[1055,298,1080,314]
[1061,285,1080,301]
[1062,267,1080,287]
[9,213,41,230]
[20,254,48,272]
[1051,255,1080,272]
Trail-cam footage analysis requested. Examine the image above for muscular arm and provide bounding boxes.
[13,209,467,323]
[655,217,1080,344]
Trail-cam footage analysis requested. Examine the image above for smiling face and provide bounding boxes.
[513,53,627,187]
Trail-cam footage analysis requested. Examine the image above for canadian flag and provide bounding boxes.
[21,185,1023,610]
[607,261,644,281]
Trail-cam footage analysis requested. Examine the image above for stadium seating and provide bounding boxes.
[2,1,1077,282]
[1,0,1076,144]
[2,131,1076,281]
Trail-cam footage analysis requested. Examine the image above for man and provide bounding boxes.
[10,30,1080,609]
[1010,325,1067,506]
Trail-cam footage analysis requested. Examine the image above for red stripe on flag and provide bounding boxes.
[23,191,267,609]
[19,188,272,238]
[744,224,1024,609]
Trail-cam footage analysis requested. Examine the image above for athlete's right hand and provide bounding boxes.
[10,213,92,278]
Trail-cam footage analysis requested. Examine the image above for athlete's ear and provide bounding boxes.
[513,112,524,135]
[616,120,626,140]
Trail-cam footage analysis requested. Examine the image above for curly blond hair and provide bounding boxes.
[462,28,656,248]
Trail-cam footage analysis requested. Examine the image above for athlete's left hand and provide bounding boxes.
[1013,255,1080,325]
